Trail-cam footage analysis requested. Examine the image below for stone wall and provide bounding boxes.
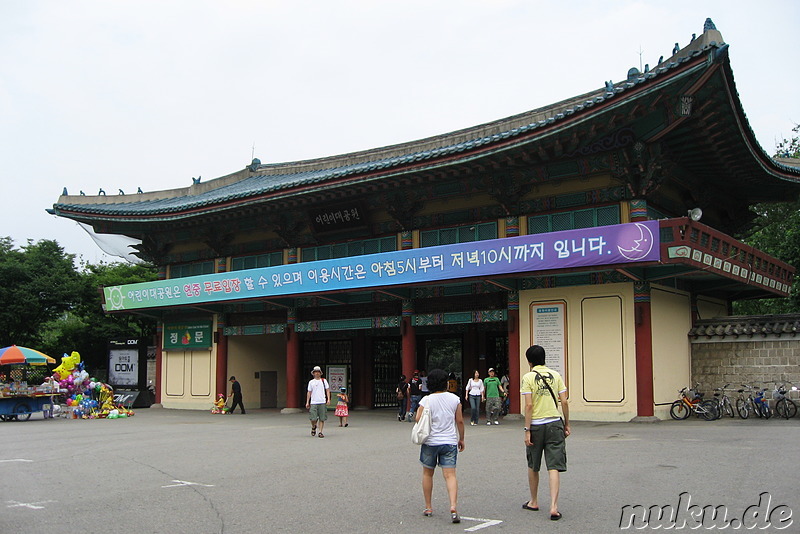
[691,339,800,401]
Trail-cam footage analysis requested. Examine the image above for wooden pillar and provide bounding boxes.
[353,330,369,409]
[507,291,520,414]
[215,324,228,398]
[285,324,300,409]
[215,258,229,398]
[634,282,655,417]
[401,300,416,382]
[154,267,166,405]
[155,327,163,404]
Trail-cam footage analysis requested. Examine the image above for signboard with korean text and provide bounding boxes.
[104,221,660,311]
[309,203,367,234]
[530,301,567,380]
[108,339,147,389]
[163,322,212,350]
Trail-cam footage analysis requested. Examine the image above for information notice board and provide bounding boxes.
[530,301,567,381]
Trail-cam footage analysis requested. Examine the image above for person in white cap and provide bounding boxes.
[306,366,330,437]
[484,368,504,425]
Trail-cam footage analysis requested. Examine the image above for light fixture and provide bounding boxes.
[688,207,703,222]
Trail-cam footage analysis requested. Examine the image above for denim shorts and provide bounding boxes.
[419,443,458,469]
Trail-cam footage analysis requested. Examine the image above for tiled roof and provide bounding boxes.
[52,24,733,219]
[689,314,800,338]
[50,20,798,221]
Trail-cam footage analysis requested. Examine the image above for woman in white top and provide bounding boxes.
[417,368,465,523]
[464,370,484,425]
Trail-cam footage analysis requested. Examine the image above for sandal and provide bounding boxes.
[311,426,316,436]
[318,432,324,438]
[423,509,433,517]
[451,511,460,523]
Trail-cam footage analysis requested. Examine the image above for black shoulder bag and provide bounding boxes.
[532,370,566,434]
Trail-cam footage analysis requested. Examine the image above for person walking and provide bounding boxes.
[484,368,505,425]
[500,370,510,416]
[227,376,246,414]
[521,345,570,521]
[446,372,458,394]
[306,366,330,438]
[396,375,409,421]
[464,370,484,426]
[416,368,465,523]
[407,370,423,422]
[420,370,429,397]
[335,387,349,427]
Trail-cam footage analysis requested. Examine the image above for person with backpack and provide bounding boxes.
[396,374,409,421]
[407,370,423,422]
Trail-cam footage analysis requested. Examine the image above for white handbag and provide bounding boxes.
[411,406,432,445]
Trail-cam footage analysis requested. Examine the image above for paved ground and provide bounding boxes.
[1,407,798,533]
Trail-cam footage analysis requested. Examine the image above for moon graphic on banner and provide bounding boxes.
[617,223,654,261]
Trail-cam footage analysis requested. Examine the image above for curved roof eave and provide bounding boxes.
[51,29,799,224]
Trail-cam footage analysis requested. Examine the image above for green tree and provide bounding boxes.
[41,261,158,371]
[733,125,800,314]
[0,238,80,348]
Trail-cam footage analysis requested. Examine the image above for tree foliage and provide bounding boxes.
[0,237,158,372]
[0,238,80,347]
[733,125,800,314]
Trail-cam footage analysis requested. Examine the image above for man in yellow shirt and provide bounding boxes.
[520,345,570,521]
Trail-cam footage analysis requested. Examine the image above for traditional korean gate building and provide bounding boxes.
[50,20,800,420]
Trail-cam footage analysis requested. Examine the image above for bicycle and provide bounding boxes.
[736,384,755,419]
[737,384,771,419]
[753,387,771,419]
[669,386,718,421]
[773,383,798,419]
[711,383,735,419]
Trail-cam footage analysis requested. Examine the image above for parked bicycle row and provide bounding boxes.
[669,383,798,421]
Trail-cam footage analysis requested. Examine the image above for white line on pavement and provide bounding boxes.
[6,500,57,510]
[460,516,503,531]
[161,479,215,488]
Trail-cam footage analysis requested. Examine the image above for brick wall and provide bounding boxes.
[691,339,800,401]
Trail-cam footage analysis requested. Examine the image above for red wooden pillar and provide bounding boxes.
[215,324,228,398]
[401,299,416,383]
[353,330,369,409]
[402,317,416,380]
[634,282,655,417]
[285,324,300,409]
[154,266,167,405]
[155,327,163,404]
[507,291,520,414]
[215,258,229,398]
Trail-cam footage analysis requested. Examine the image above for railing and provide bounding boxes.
[658,217,794,297]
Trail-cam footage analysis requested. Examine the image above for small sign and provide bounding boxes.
[109,349,139,386]
[309,203,366,234]
[164,322,212,350]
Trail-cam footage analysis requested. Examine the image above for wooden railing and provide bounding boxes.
[658,217,794,297]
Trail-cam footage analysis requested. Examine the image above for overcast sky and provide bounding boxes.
[2,1,798,264]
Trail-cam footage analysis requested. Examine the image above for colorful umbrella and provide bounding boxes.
[0,345,57,366]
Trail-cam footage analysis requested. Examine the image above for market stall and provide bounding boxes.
[0,345,57,421]
[0,383,56,421]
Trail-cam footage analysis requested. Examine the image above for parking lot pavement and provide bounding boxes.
[2,408,798,533]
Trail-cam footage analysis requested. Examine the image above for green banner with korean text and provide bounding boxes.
[163,322,212,350]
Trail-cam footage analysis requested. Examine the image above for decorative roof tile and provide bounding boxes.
[51,20,798,221]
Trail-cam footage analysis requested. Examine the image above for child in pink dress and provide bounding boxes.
[335,387,349,427]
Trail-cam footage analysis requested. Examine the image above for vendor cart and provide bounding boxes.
[0,394,55,421]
